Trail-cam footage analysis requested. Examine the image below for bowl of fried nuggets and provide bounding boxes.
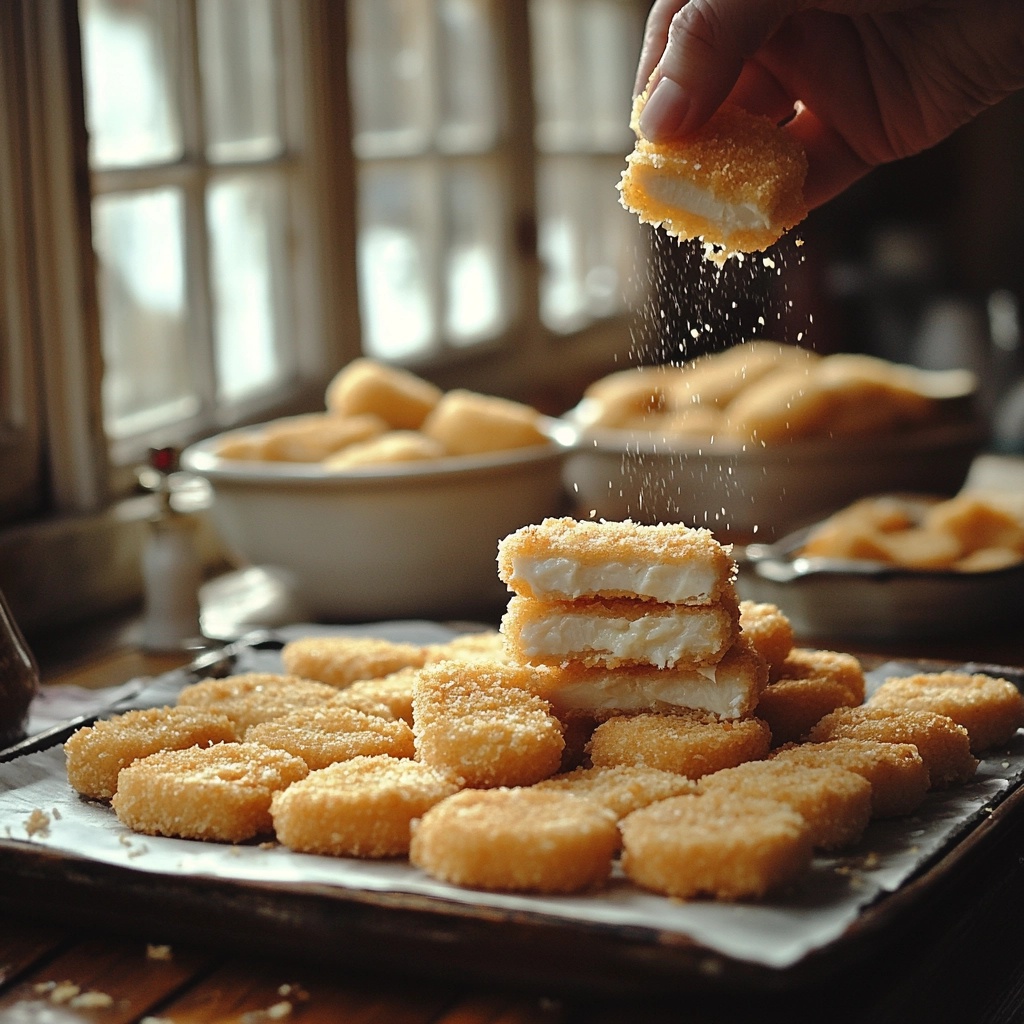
[65,517,1024,906]
[739,490,1024,640]
[181,358,576,622]
[562,341,984,542]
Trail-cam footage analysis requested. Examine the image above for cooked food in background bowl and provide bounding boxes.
[737,492,1024,640]
[563,342,984,542]
[181,359,575,622]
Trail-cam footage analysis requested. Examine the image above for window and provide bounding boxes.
[0,0,646,632]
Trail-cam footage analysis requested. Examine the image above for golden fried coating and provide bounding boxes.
[756,667,863,748]
[176,673,338,732]
[420,389,549,456]
[771,738,929,818]
[260,412,388,462]
[245,704,415,770]
[64,706,238,801]
[321,430,447,469]
[271,755,462,858]
[618,99,808,263]
[619,793,813,900]
[112,742,308,843]
[532,764,696,820]
[699,761,872,850]
[424,630,509,663]
[868,672,1024,753]
[586,712,771,779]
[340,668,420,724]
[807,704,979,789]
[497,517,736,605]
[412,659,564,788]
[772,649,866,700]
[501,594,738,671]
[324,357,442,430]
[738,600,794,677]
[409,788,619,893]
[280,637,428,689]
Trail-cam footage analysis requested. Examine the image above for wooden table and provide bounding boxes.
[4,619,1024,1023]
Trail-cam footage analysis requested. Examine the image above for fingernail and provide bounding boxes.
[638,76,690,140]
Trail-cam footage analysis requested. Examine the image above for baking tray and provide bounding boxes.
[2,623,1023,996]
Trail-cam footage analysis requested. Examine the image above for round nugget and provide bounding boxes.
[259,412,388,462]
[532,764,697,819]
[772,649,865,699]
[619,793,813,900]
[771,738,928,818]
[424,630,508,663]
[807,705,977,788]
[738,601,794,676]
[245,704,415,770]
[868,672,1024,753]
[112,742,308,842]
[412,660,564,787]
[280,636,428,690]
[176,673,338,732]
[410,788,618,893]
[64,706,238,801]
[341,668,419,724]
[271,755,462,858]
[420,389,548,456]
[322,430,447,469]
[586,712,771,779]
[699,761,872,850]
[756,677,861,747]
[324,357,442,429]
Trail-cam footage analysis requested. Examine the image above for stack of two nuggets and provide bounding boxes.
[497,518,767,721]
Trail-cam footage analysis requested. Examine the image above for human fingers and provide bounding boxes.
[637,0,797,141]
[784,102,873,208]
[634,0,687,96]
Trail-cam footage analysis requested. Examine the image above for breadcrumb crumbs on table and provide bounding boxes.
[23,808,50,837]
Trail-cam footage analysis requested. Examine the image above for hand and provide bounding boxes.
[634,0,1024,208]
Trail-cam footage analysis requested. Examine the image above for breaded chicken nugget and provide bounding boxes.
[259,412,388,462]
[322,430,446,470]
[340,668,420,725]
[738,600,794,677]
[325,357,442,429]
[586,712,771,779]
[868,672,1024,753]
[756,673,862,748]
[112,742,308,843]
[424,630,508,663]
[65,706,238,801]
[807,705,977,788]
[699,760,872,850]
[176,673,338,732]
[246,704,415,770]
[280,636,428,689]
[420,389,549,455]
[772,648,866,699]
[409,788,619,893]
[532,764,696,820]
[271,755,463,858]
[619,793,813,900]
[412,659,564,788]
[772,738,928,818]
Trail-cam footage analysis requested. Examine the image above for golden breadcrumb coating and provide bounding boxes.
[756,676,862,747]
[412,659,564,788]
[699,760,872,851]
[112,742,308,843]
[271,754,463,858]
[772,649,866,700]
[341,668,421,724]
[738,600,795,676]
[868,672,1024,753]
[532,764,696,820]
[808,705,977,788]
[65,705,238,801]
[772,738,929,818]
[245,704,415,770]
[586,711,771,779]
[620,793,813,900]
[409,787,619,893]
[618,98,808,262]
[280,637,428,689]
[176,674,339,732]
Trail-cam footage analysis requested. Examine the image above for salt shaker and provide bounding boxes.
[139,447,205,653]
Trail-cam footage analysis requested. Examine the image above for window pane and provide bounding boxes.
[79,0,182,167]
[538,157,634,332]
[208,174,287,402]
[444,161,506,344]
[198,0,283,162]
[348,0,432,146]
[438,0,499,144]
[93,190,195,437]
[358,165,435,361]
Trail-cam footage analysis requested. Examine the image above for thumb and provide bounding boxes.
[638,0,796,140]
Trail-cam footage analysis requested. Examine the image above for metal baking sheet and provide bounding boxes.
[1,621,1022,994]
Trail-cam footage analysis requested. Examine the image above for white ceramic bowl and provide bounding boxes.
[737,525,1024,641]
[181,421,576,622]
[561,415,986,543]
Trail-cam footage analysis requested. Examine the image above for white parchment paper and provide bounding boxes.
[2,621,1022,971]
